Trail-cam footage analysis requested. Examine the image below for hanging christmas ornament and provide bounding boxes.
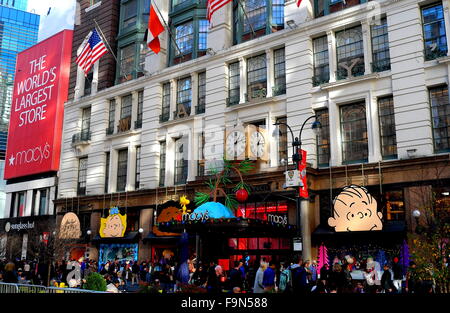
[236,188,248,202]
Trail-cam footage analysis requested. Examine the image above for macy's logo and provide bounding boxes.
[8,143,51,167]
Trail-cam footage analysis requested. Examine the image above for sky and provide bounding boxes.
[27,0,76,42]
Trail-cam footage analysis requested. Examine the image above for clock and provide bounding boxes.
[247,126,269,160]
[225,127,246,160]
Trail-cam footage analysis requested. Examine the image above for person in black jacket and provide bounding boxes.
[229,261,244,290]
[381,265,397,293]
[391,257,403,293]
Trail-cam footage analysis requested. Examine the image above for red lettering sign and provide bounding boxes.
[4,30,73,180]
[298,149,308,198]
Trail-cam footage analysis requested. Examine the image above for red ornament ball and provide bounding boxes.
[236,188,248,202]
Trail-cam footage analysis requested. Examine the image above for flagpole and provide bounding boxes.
[237,0,257,39]
[150,0,184,58]
[93,19,141,81]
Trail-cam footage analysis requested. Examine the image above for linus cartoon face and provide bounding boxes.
[328,185,383,232]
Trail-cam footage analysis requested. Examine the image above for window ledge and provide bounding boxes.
[85,1,102,13]
[105,128,142,139]
[436,55,450,64]
[317,71,390,91]
[159,115,196,126]
[226,94,287,112]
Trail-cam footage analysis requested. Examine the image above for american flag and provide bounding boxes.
[207,0,232,22]
[76,28,108,75]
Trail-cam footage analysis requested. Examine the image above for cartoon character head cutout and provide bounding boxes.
[59,212,81,239]
[152,202,182,237]
[328,185,383,232]
[100,207,127,238]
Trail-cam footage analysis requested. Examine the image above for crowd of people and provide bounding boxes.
[0,255,443,294]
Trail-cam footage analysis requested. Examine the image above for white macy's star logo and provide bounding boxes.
[8,155,15,166]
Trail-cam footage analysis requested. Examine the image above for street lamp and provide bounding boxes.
[138,228,144,234]
[412,210,421,233]
[274,115,321,258]
[86,230,92,236]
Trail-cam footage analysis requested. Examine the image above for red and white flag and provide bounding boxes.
[207,0,232,22]
[297,0,303,7]
[76,28,108,75]
[147,4,165,54]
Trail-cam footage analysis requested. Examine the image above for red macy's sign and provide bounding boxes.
[4,30,73,180]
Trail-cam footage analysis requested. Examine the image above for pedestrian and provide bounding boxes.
[381,264,396,294]
[229,261,244,290]
[262,261,276,293]
[3,262,18,283]
[253,261,267,293]
[328,263,347,293]
[291,257,308,294]
[391,257,403,293]
[278,262,291,293]
[309,260,318,286]
[131,261,139,285]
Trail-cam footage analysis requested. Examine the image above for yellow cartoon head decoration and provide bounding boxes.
[180,195,191,215]
[328,185,383,232]
[100,207,127,238]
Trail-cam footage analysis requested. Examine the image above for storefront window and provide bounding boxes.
[228,237,291,251]
[236,201,288,220]
[383,190,405,221]
[433,187,450,211]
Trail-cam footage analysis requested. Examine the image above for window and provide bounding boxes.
[159,141,166,187]
[175,77,192,118]
[228,62,240,106]
[123,0,137,29]
[161,83,170,122]
[247,54,267,100]
[198,20,208,52]
[105,152,110,193]
[107,99,115,135]
[336,26,365,80]
[119,44,135,82]
[383,190,405,221]
[233,0,284,44]
[340,102,368,163]
[126,210,140,232]
[174,21,194,56]
[273,48,286,96]
[33,189,49,216]
[314,0,365,17]
[422,3,448,61]
[429,86,450,152]
[119,94,132,132]
[313,36,329,86]
[371,18,391,72]
[78,157,88,196]
[135,146,141,189]
[76,106,91,142]
[136,90,143,129]
[276,117,288,165]
[197,72,206,114]
[316,109,330,167]
[378,96,397,159]
[198,132,205,177]
[10,191,26,218]
[117,149,128,192]
[175,136,188,185]
[84,71,93,96]
[235,201,288,220]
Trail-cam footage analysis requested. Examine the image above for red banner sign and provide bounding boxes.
[4,30,73,180]
[298,149,308,198]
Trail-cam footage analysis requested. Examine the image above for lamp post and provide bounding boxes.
[412,209,421,234]
[274,115,321,260]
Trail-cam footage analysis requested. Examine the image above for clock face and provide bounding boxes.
[226,130,246,159]
[250,131,265,158]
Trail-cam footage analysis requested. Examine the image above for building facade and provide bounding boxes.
[0,3,38,239]
[55,0,450,266]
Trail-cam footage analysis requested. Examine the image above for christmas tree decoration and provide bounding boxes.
[236,188,249,203]
[194,159,254,211]
[317,243,329,276]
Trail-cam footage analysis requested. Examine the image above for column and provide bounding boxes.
[74,66,86,100]
[443,0,450,57]
[328,99,342,167]
[367,92,382,163]
[92,62,99,95]
[327,31,336,83]
[128,145,137,191]
[361,21,373,75]
[114,96,121,133]
[266,49,274,98]
[301,199,311,261]
[170,79,177,120]
[191,73,198,115]
[207,0,233,52]
[131,91,139,130]
[239,57,246,103]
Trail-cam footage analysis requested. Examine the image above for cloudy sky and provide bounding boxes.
[27,0,76,42]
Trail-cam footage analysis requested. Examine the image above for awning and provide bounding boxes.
[143,233,181,243]
[157,218,297,238]
[92,231,139,243]
[311,221,406,245]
